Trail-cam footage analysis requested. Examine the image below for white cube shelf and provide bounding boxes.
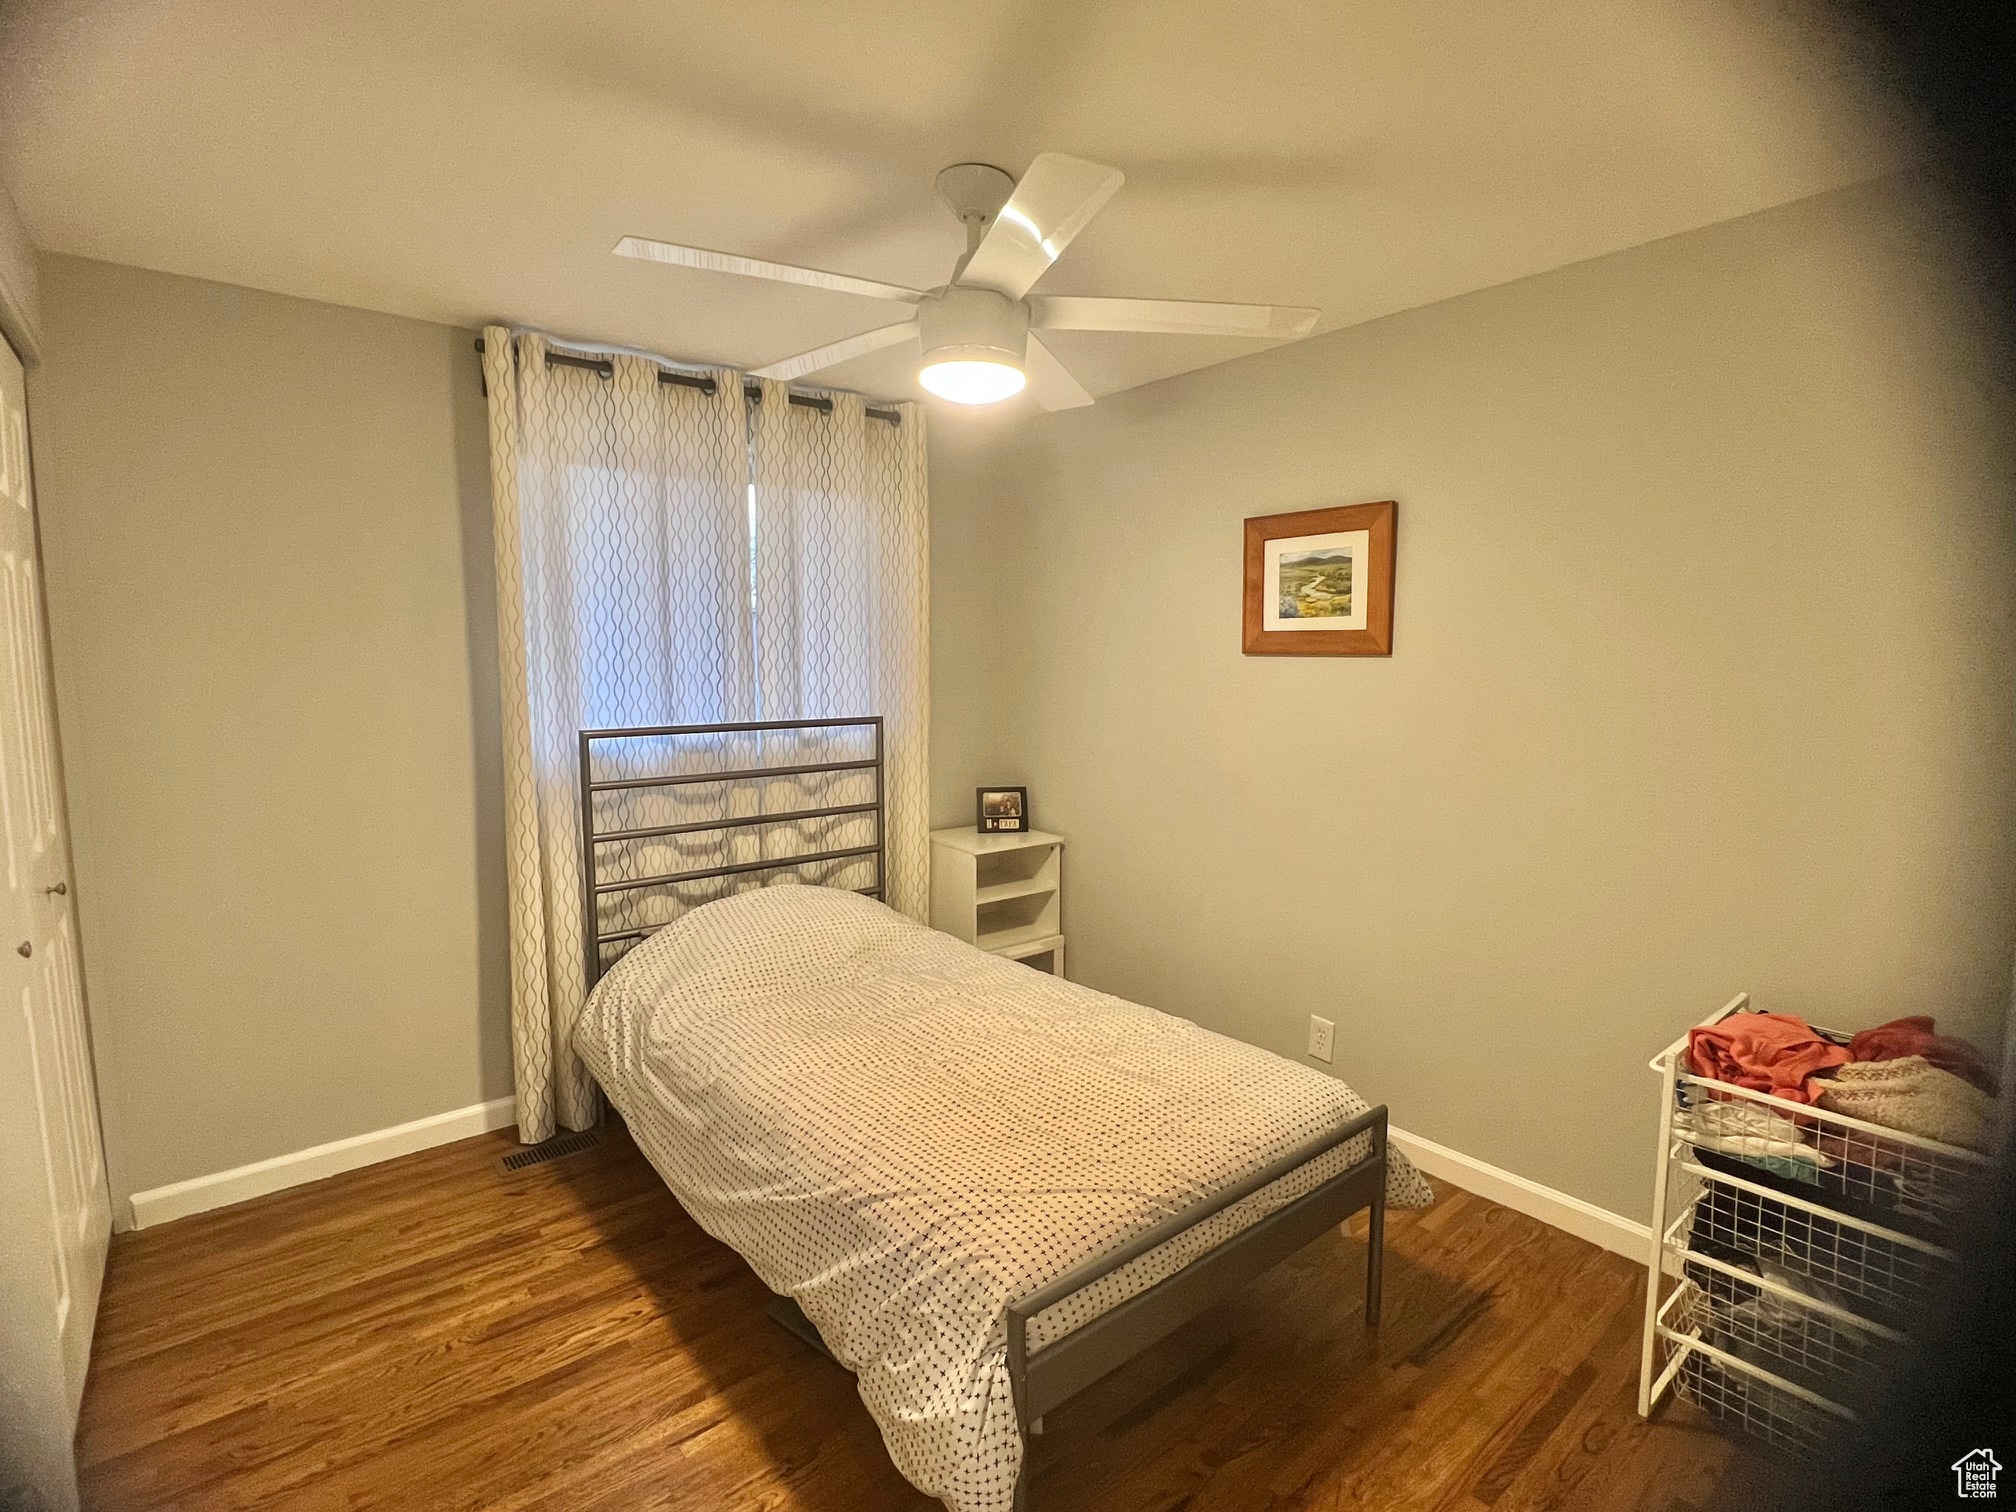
[929,827,1065,977]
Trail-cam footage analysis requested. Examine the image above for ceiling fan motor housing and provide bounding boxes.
[917,285,1029,370]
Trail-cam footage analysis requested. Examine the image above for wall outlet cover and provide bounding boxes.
[1308,1014,1335,1063]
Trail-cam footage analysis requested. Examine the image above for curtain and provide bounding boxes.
[483,329,750,1142]
[749,379,931,922]
[483,329,929,1143]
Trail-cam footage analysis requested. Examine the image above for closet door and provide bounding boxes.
[0,331,108,1417]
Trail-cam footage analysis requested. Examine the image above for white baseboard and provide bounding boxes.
[1391,1126,1650,1263]
[127,1096,518,1230]
[121,1099,1643,1258]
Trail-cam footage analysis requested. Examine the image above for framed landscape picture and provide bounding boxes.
[1242,501,1396,656]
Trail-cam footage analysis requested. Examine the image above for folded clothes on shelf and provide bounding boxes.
[1682,1010,2001,1162]
[1686,1153,1927,1326]
[1681,1183,1887,1332]
[1818,1055,1999,1153]
[1686,1013,1850,1105]
[1674,1102,1832,1184]
[1683,1198,1767,1307]
[1693,1133,1966,1247]
[1679,1277,1877,1399]
[1847,1016,1999,1095]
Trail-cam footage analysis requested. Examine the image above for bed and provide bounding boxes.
[569,719,1433,1512]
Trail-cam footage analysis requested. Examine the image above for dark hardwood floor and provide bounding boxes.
[77,1121,1732,1511]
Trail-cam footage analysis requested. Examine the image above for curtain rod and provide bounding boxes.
[473,338,901,425]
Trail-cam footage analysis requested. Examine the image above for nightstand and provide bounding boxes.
[929,827,1065,976]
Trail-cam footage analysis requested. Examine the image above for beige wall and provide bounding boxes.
[31,255,510,1211]
[930,176,2016,1221]
[928,418,1029,825]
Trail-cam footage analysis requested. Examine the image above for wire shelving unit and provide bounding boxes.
[1638,994,1993,1454]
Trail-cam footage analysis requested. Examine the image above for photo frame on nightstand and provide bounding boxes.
[976,786,1028,833]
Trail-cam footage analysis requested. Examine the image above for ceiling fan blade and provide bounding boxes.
[1029,296,1319,340]
[749,321,920,382]
[957,154,1124,300]
[1023,336,1094,411]
[613,236,923,304]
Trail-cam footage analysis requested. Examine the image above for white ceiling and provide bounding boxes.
[0,0,1911,415]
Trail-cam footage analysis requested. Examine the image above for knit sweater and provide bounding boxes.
[1817,1055,1998,1152]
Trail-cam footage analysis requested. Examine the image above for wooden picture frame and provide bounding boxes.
[1242,501,1396,656]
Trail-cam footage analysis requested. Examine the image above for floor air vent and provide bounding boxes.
[498,1128,601,1174]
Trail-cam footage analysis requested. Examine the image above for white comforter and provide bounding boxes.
[573,885,1431,1512]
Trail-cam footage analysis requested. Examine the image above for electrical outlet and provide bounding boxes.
[1307,1014,1335,1064]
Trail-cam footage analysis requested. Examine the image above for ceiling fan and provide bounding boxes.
[614,155,1320,409]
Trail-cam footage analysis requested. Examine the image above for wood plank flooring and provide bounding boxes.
[78,1121,1732,1511]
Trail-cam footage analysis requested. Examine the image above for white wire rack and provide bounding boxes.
[1637,994,1995,1454]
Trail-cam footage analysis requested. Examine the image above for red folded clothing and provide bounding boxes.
[1847,1015,1998,1095]
[1687,1013,1851,1105]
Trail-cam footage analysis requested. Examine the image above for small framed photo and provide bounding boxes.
[976,786,1028,833]
[1242,500,1396,656]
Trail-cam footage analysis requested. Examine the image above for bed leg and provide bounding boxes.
[1008,1309,1031,1512]
[1364,1193,1385,1329]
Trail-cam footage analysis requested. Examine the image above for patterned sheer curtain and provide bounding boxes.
[482,330,929,1142]
[482,329,749,1141]
[749,379,931,921]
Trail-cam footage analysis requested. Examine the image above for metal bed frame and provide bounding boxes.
[578,715,886,983]
[576,717,1388,1510]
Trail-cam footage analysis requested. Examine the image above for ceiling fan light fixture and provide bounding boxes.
[916,286,1029,406]
[620,155,1321,412]
[919,358,1027,405]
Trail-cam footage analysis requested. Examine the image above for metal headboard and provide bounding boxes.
[577,716,885,989]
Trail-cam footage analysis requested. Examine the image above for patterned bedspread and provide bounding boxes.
[573,885,1431,1511]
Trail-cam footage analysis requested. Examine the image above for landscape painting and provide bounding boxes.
[1276,545,1354,620]
[1260,527,1371,633]
[1243,502,1396,656]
